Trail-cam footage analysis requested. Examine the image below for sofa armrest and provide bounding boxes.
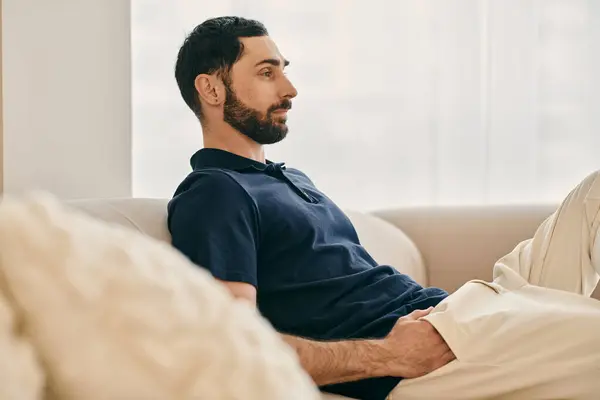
[373,205,556,292]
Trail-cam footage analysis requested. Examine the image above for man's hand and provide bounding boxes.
[374,307,456,378]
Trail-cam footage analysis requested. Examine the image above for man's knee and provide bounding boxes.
[583,170,600,200]
[561,170,600,215]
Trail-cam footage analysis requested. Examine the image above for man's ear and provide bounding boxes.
[194,73,225,107]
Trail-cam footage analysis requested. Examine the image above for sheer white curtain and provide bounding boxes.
[132,0,600,211]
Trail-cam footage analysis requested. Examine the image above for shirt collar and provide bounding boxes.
[190,148,285,172]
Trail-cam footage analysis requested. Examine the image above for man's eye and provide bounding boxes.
[261,70,273,77]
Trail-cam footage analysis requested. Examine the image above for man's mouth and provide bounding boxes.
[271,101,292,114]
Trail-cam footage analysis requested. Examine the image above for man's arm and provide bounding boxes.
[219,279,384,385]
[280,333,384,386]
[219,280,456,386]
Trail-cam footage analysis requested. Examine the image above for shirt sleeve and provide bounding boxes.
[168,172,260,288]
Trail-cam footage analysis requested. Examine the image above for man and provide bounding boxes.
[167,16,600,400]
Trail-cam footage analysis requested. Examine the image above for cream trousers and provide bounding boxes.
[389,171,600,400]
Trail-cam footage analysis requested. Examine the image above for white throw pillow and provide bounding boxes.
[0,192,320,400]
[345,211,427,286]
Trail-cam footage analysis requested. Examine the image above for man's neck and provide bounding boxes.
[201,123,266,163]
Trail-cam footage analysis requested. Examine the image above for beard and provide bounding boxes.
[222,82,291,145]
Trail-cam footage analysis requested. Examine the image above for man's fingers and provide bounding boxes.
[404,307,434,320]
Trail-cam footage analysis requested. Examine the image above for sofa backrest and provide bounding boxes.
[67,198,428,286]
[68,198,171,243]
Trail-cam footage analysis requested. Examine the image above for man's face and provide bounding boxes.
[222,36,298,145]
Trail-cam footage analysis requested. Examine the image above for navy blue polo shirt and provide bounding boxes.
[167,148,448,400]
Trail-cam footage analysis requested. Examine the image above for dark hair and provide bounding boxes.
[175,16,268,119]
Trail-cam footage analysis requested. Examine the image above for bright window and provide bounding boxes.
[132,0,600,210]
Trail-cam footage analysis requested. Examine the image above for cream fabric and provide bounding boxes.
[0,193,320,400]
[0,288,45,400]
[390,171,600,399]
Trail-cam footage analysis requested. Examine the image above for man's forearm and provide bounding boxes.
[280,334,385,386]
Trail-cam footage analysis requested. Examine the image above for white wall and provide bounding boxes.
[2,0,131,199]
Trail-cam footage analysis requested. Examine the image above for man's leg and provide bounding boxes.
[493,169,600,296]
[388,171,600,399]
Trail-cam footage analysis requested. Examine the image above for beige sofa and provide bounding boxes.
[67,198,600,300]
[61,198,598,399]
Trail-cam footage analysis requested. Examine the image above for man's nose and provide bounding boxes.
[282,75,298,99]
